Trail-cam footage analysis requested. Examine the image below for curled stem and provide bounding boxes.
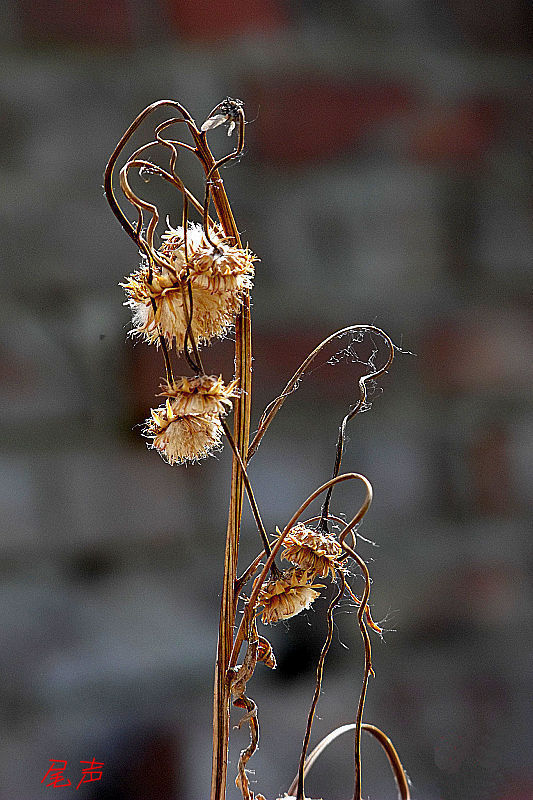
[288,722,410,800]
[248,325,394,463]
[203,105,246,247]
[104,99,198,246]
[231,619,260,800]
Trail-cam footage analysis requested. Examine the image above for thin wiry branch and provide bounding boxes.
[248,325,394,462]
[340,538,373,800]
[295,571,346,800]
[220,418,277,571]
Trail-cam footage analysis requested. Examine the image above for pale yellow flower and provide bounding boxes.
[122,223,255,350]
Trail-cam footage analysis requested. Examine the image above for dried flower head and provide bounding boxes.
[160,374,238,416]
[142,374,234,465]
[280,523,342,579]
[144,400,223,465]
[256,568,323,625]
[122,222,255,350]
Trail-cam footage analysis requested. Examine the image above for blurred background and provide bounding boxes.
[0,1,532,798]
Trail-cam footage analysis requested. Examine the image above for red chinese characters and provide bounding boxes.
[41,759,104,790]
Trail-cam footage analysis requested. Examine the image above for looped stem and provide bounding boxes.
[287,722,410,800]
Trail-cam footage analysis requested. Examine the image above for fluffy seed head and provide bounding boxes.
[122,223,255,350]
[144,398,223,465]
[280,523,342,579]
[257,568,323,625]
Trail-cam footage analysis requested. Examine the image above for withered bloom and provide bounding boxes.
[280,523,342,580]
[122,223,255,350]
[144,375,237,465]
[257,568,323,625]
[161,374,238,416]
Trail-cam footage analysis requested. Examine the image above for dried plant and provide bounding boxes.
[105,98,411,800]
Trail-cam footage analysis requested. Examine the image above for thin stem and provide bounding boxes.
[150,298,174,385]
[220,419,273,563]
[248,325,394,463]
[236,552,265,594]
[296,571,346,800]
[203,106,246,247]
[341,539,372,800]
[191,120,252,800]
[319,331,394,529]
[361,724,411,800]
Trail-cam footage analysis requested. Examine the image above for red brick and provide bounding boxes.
[248,80,413,165]
[164,0,287,42]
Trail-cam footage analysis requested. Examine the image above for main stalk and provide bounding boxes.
[193,132,252,800]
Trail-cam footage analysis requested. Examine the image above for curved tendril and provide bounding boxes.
[229,472,372,670]
[360,724,411,800]
[287,722,410,800]
[295,570,346,800]
[120,161,167,271]
[303,513,348,528]
[126,140,209,220]
[104,100,198,246]
[320,333,394,531]
[205,106,246,182]
[154,117,198,162]
[247,325,395,463]
[120,158,211,276]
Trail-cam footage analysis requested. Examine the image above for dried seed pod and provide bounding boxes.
[257,568,324,625]
[144,401,223,465]
[280,523,342,579]
[122,223,255,350]
[160,374,238,416]
[144,374,237,465]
